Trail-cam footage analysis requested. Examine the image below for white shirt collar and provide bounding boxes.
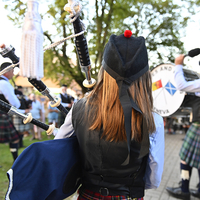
[0,75,8,81]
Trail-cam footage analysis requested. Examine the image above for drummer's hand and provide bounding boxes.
[0,44,6,49]
[175,54,185,65]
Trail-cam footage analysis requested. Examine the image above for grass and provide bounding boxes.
[0,131,55,200]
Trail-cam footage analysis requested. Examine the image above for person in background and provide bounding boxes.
[28,93,42,140]
[47,100,59,128]
[37,96,46,125]
[73,90,83,103]
[0,60,28,162]
[13,85,31,148]
[166,54,200,199]
[55,31,165,200]
[57,84,74,127]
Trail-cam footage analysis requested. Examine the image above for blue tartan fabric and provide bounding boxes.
[0,111,19,143]
[179,123,200,168]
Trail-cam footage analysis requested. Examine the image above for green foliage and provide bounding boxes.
[2,0,196,91]
[88,0,192,70]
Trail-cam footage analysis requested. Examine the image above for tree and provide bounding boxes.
[88,0,194,70]
[2,0,195,93]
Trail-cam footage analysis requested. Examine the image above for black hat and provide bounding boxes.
[0,62,12,71]
[61,84,67,87]
[102,30,149,162]
[102,30,149,84]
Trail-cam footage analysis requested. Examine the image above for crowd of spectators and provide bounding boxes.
[15,85,83,141]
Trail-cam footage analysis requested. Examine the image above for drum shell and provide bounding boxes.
[151,63,199,117]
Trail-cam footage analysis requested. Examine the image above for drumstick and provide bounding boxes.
[184,48,200,58]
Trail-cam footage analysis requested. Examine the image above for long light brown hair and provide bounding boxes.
[85,67,155,142]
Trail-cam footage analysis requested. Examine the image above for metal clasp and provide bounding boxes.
[99,187,109,196]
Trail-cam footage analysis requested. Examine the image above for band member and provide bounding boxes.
[13,85,31,147]
[0,62,28,162]
[57,84,74,127]
[166,54,200,199]
[55,31,165,200]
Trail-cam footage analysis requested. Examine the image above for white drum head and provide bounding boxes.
[151,63,185,117]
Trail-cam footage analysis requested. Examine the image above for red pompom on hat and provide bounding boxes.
[124,30,132,38]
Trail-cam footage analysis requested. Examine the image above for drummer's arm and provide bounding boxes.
[174,55,200,93]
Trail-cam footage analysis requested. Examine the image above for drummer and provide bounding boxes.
[166,54,200,200]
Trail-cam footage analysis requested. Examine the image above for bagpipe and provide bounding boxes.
[151,48,200,117]
[1,0,96,199]
[0,98,55,135]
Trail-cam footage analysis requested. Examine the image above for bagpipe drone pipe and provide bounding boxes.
[0,45,69,117]
[0,99,81,199]
[0,99,82,200]
[0,60,81,199]
[0,99,56,135]
[1,0,96,199]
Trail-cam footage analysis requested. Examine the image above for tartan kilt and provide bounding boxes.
[57,111,66,128]
[78,189,143,200]
[179,123,200,169]
[12,115,30,133]
[0,111,19,143]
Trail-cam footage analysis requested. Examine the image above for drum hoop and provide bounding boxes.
[151,63,175,71]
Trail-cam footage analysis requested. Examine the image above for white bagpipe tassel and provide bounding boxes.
[20,0,44,80]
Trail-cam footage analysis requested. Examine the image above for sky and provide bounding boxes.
[0,1,200,73]
[0,1,22,64]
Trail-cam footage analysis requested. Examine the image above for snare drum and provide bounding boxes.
[151,63,200,117]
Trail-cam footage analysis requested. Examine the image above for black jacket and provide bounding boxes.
[181,94,200,123]
[72,98,148,198]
